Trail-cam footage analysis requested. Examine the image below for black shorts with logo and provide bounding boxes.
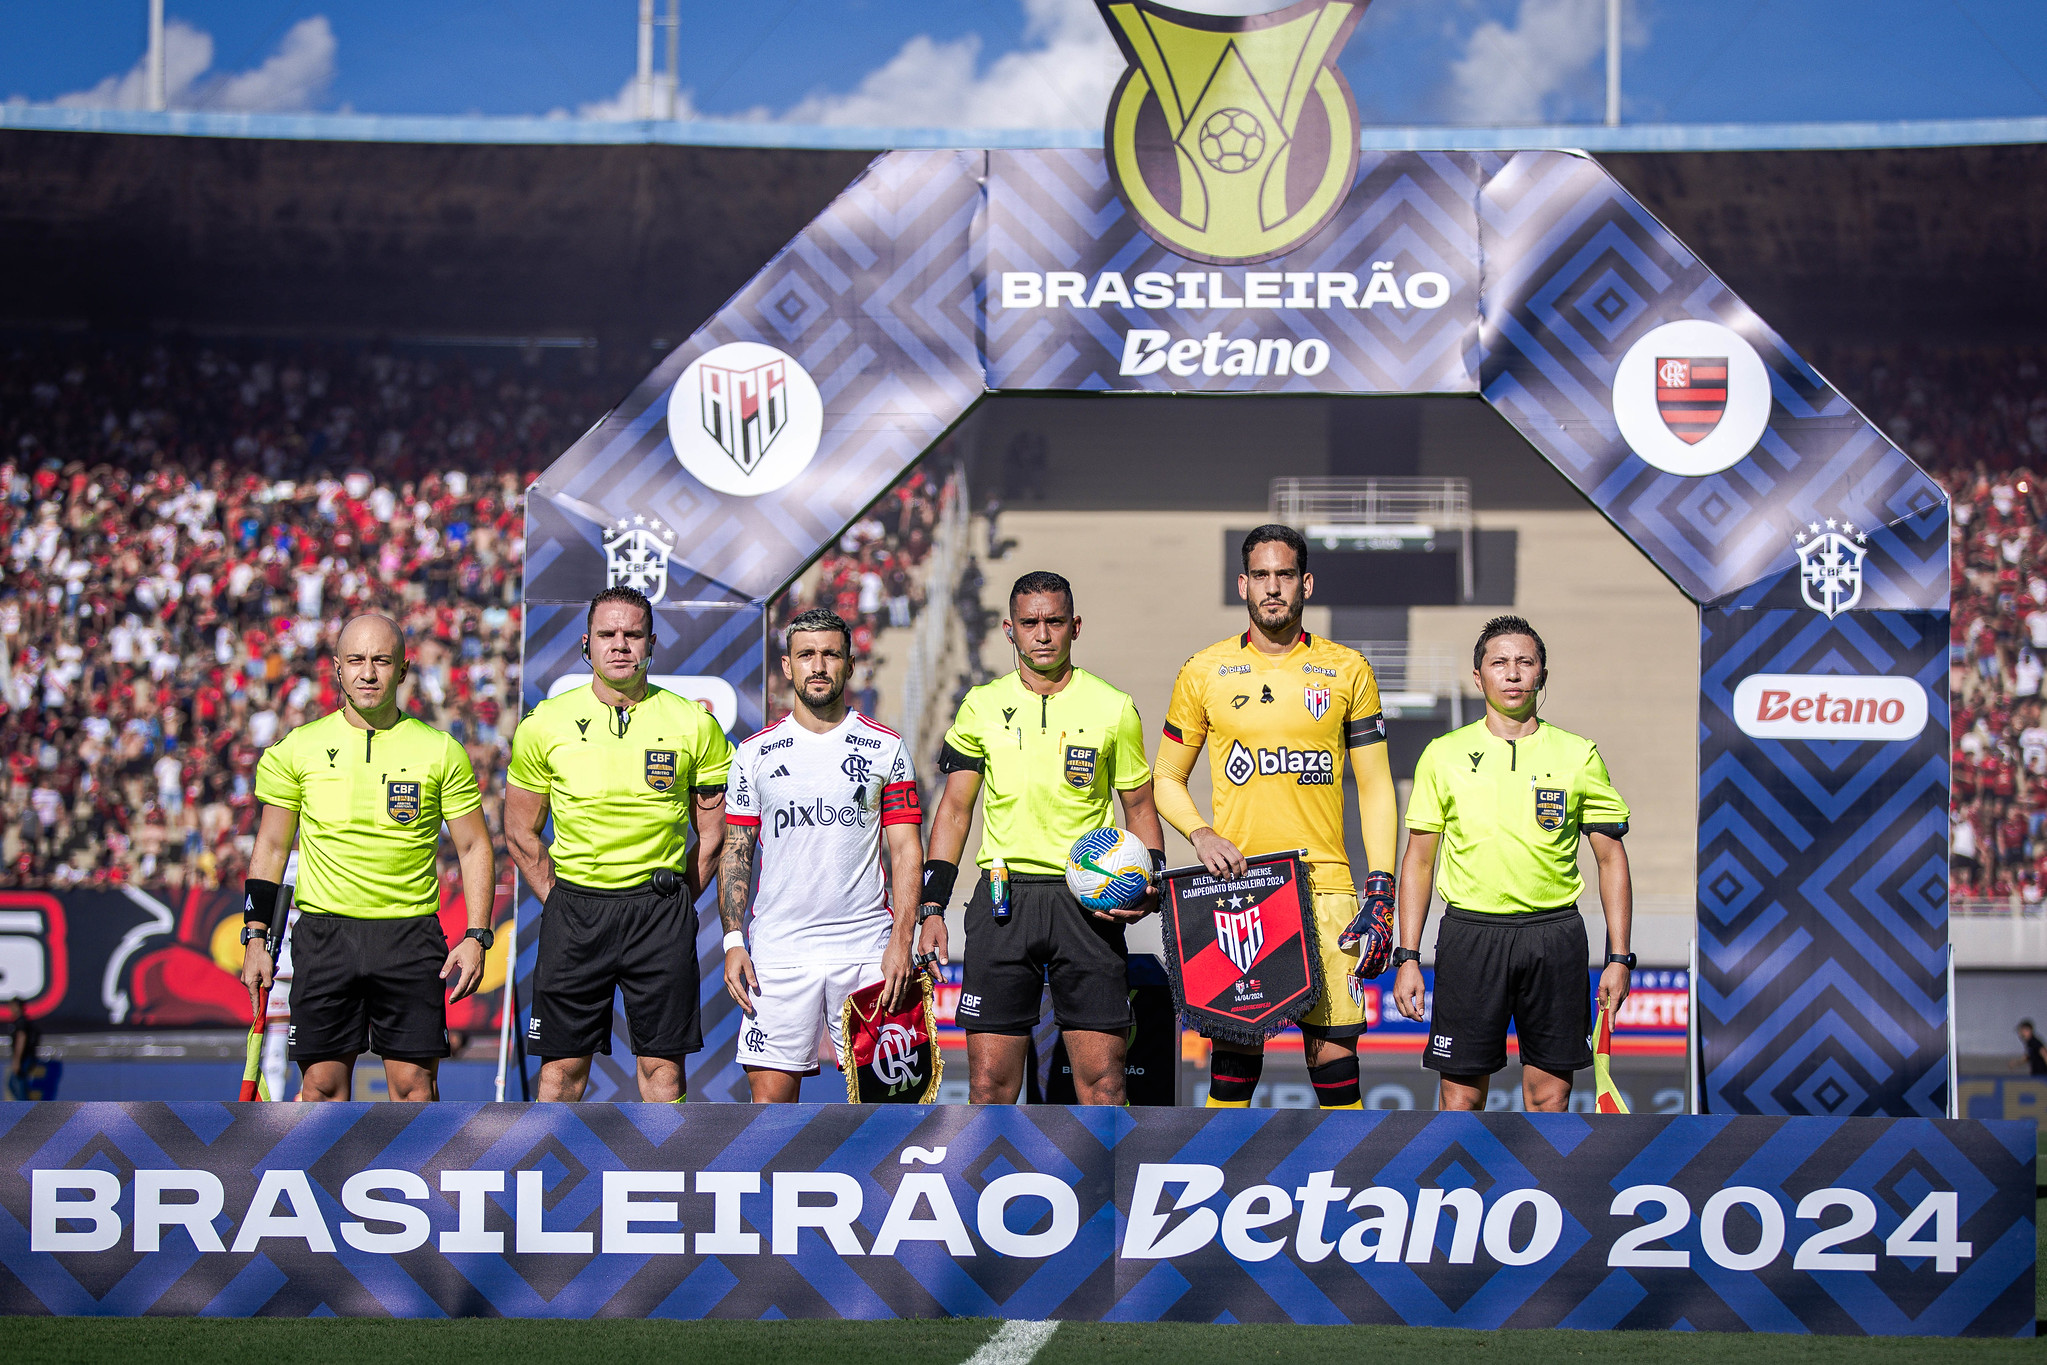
[288,912,450,1062]
[1423,905,1593,1076]
[957,872,1134,1035]
[528,876,701,1060]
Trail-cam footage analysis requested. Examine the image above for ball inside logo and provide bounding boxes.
[666,341,823,497]
[1610,320,1771,478]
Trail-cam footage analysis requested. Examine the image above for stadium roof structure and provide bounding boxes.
[2,110,2044,352]
[5,104,2047,154]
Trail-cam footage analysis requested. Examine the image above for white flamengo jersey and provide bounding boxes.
[724,710,922,967]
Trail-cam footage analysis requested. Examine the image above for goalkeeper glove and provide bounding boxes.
[1338,870,1396,977]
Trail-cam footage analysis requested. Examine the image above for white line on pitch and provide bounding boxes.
[961,1319,1060,1365]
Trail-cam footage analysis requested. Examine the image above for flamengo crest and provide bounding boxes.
[1794,519,1867,619]
[605,515,676,605]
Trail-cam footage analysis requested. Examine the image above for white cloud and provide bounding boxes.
[1444,0,1609,124]
[780,0,1120,128]
[566,0,1124,127]
[49,15,335,113]
[53,19,214,109]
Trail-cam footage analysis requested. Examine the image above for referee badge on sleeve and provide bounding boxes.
[1063,745,1097,789]
[386,781,422,825]
[1534,787,1567,832]
[644,749,679,792]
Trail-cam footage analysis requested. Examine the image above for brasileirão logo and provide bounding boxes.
[1098,0,1367,265]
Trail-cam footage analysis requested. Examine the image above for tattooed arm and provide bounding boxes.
[720,824,759,1016]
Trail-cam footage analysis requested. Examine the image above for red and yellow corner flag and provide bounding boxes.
[1593,1003,1628,1114]
[239,985,271,1102]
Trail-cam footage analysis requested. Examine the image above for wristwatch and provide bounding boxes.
[916,903,947,923]
[1391,947,1422,966]
[1605,952,1636,969]
[464,927,495,951]
[240,923,269,947]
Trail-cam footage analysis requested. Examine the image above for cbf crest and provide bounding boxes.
[644,749,678,793]
[1795,518,1867,618]
[1064,745,1098,789]
[1098,0,1365,264]
[1533,786,1566,833]
[386,781,422,825]
[604,515,675,604]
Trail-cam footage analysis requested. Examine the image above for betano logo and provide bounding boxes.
[1731,673,1927,743]
[1098,0,1366,265]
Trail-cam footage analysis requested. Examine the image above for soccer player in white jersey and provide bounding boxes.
[719,607,925,1102]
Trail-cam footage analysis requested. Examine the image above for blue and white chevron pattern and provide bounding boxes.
[523,148,1948,1117]
[1698,594,1950,1116]
[1,1104,2031,1332]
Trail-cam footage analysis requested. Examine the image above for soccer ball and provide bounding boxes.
[1066,827,1154,910]
[1196,108,1266,174]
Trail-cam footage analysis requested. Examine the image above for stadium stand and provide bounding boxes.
[1823,346,2047,915]
[0,331,958,893]
[0,328,2028,918]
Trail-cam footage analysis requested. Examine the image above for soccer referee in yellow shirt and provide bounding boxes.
[505,586,731,1103]
[239,614,496,1103]
[1154,525,1400,1110]
[1392,616,1635,1113]
[918,570,1165,1106]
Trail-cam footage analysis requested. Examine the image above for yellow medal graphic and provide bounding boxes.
[1099,0,1366,265]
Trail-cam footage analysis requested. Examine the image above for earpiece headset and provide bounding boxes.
[581,638,591,662]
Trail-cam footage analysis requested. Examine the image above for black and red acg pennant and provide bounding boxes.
[1158,850,1322,1046]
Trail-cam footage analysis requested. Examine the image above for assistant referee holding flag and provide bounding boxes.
[240,614,496,1103]
[1392,615,1635,1113]
[506,585,731,1102]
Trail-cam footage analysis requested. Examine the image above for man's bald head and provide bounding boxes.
[335,614,407,722]
[337,614,405,659]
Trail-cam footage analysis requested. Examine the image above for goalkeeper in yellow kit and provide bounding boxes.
[1153,525,1400,1109]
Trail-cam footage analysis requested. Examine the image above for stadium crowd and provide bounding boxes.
[0,332,2028,907]
[0,334,602,892]
[0,333,963,893]
[1825,347,2047,911]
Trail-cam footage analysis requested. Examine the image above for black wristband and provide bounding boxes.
[921,859,958,907]
[242,879,283,926]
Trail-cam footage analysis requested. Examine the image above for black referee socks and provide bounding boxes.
[1205,1047,1262,1108]
[1308,1054,1363,1110]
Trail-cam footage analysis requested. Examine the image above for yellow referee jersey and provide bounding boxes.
[507,684,732,889]
[253,710,482,918]
[1406,718,1630,913]
[1163,630,1385,897]
[941,668,1151,875]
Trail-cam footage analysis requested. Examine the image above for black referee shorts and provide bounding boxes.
[1424,905,1593,1077]
[288,912,450,1063]
[956,872,1134,1035]
[528,876,700,1060]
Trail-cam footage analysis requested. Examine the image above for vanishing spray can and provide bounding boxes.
[989,857,1011,923]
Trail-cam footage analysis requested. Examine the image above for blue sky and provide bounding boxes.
[4,0,2045,127]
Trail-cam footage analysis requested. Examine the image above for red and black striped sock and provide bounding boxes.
[1205,1047,1262,1108]
[1309,1054,1362,1109]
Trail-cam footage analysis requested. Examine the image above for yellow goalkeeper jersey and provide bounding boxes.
[1163,630,1386,897]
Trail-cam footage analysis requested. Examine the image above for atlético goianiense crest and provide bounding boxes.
[1098,0,1366,265]
[1654,357,1727,445]
[699,354,789,474]
[1303,683,1330,721]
